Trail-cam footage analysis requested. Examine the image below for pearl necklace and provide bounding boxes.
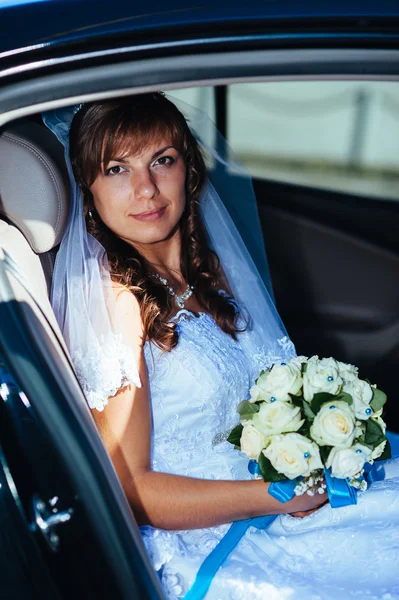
[152,273,194,309]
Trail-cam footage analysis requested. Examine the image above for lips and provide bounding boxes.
[132,206,167,222]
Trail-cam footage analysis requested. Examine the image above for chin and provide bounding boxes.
[124,220,181,247]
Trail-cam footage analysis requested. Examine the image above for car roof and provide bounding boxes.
[1,0,399,56]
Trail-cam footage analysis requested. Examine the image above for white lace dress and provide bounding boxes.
[141,309,399,600]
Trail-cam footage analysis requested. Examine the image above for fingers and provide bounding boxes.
[290,507,318,518]
[290,498,329,518]
[290,511,309,519]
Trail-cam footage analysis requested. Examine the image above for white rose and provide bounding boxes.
[310,400,356,448]
[371,440,387,460]
[303,357,343,401]
[249,383,262,403]
[354,420,366,439]
[253,363,302,403]
[337,361,359,383]
[343,379,373,420]
[263,433,323,480]
[240,423,266,460]
[308,354,319,362]
[252,401,304,436]
[289,355,309,370]
[326,443,371,479]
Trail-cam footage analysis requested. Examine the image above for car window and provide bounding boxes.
[167,86,215,121]
[227,81,399,201]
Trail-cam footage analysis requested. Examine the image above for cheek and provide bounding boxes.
[91,181,130,223]
[160,166,187,210]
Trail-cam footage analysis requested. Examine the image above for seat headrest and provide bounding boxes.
[0,121,69,253]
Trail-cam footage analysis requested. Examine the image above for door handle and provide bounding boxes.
[31,495,73,552]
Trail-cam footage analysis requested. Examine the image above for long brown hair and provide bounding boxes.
[69,93,241,350]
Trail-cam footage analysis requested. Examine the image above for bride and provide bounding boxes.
[44,93,399,599]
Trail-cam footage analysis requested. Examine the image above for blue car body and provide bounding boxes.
[1,0,399,60]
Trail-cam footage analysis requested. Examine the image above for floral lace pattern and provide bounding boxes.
[73,333,140,411]
[142,311,399,600]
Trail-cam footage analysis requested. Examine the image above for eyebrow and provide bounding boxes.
[152,145,175,159]
[104,145,176,166]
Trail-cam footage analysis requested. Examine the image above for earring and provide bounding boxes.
[87,206,97,221]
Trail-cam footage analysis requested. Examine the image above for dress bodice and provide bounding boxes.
[144,309,294,480]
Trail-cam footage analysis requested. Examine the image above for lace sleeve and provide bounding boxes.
[72,332,140,411]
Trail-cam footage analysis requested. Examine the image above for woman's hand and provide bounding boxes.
[290,499,329,518]
[286,493,329,518]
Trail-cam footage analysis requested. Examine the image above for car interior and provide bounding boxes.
[0,79,399,597]
[1,82,399,428]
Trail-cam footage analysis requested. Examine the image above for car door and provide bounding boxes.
[0,249,164,598]
[226,80,399,430]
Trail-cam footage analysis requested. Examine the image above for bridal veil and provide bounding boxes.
[43,93,293,410]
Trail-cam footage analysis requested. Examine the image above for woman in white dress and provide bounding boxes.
[45,93,399,600]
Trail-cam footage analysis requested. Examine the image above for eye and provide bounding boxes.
[153,155,175,167]
[105,165,126,176]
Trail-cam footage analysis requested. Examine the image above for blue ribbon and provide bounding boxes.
[364,462,385,485]
[182,514,277,600]
[248,459,298,502]
[324,468,357,508]
[183,476,294,600]
[182,461,385,599]
[324,463,386,508]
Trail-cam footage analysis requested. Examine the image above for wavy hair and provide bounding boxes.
[69,93,240,350]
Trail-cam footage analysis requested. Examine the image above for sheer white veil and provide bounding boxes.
[43,94,295,411]
[43,106,141,411]
[172,95,295,367]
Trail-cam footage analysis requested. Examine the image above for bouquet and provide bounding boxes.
[228,355,390,498]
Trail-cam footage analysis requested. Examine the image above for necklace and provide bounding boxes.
[152,273,194,309]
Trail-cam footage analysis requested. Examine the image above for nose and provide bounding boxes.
[135,169,159,200]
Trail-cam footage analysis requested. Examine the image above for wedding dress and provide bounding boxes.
[42,100,399,600]
[141,308,399,600]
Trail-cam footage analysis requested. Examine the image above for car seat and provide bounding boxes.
[0,120,69,344]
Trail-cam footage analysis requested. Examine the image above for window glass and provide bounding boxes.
[228,81,399,200]
[167,87,215,122]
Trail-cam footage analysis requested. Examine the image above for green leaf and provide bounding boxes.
[364,419,386,448]
[310,392,335,415]
[370,387,387,412]
[227,424,243,447]
[375,438,392,461]
[302,400,316,421]
[298,421,311,437]
[356,427,367,446]
[237,400,260,421]
[334,392,353,406]
[289,394,303,407]
[319,445,332,465]
[258,453,287,483]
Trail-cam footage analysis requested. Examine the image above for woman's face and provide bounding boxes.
[89,136,187,247]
